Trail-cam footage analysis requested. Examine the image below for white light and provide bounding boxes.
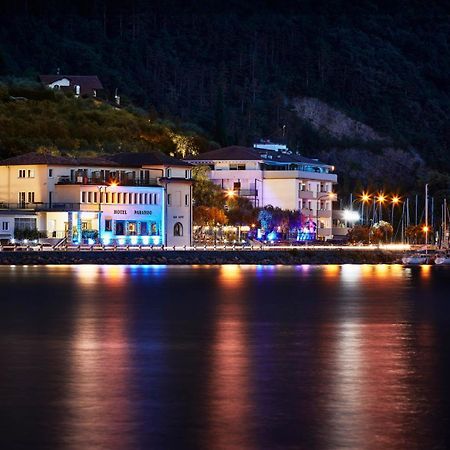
[343,210,360,222]
[102,237,110,246]
[130,236,138,245]
[11,238,15,244]
[118,238,125,246]
[152,236,161,245]
[142,236,150,245]
[23,239,28,244]
[88,238,94,245]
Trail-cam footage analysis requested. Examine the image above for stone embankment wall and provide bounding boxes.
[0,249,404,265]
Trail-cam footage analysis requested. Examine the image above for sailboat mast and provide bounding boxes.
[425,184,428,253]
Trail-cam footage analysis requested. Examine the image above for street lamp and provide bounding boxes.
[359,191,371,225]
[375,193,386,221]
[390,195,401,242]
[315,192,336,240]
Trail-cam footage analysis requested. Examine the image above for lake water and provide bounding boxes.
[1,264,450,449]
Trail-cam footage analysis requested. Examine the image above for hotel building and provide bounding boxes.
[0,152,192,246]
[187,143,338,239]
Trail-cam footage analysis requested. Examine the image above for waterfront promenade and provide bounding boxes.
[0,246,405,265]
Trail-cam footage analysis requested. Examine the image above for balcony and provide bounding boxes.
[237,189,258,197]
[0,202,81,212]
[56,176,160,187]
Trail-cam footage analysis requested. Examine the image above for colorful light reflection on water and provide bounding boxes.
[0,265,449,449]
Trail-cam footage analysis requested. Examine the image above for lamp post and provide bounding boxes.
[315,192,336,240]
[375,193,386,221]
[359,192,371,225]
[390,195,400,242]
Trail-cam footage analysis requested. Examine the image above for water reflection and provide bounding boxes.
[64,266,136,449]
[0,265,448,449]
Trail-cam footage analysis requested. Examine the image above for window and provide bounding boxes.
[105,220,112,232]
[14,218,36,231]
[167,194,172,206]
[2,222,9,231]
[18,192,26,205]
[185,194,189,206]
[48,169,53,178]
[173,222,183,236]
[18,169,26,178]
[27,169,35,178]
[117,193,122,204]
[93,192,98,203]
[230,164,246,170]
[139,193,143,204]
[123,193,128,204]
[134,193,138,204]
[81,192,86,203]
[27,192,35,203]
[185,170,190,179]
[115,221,125,235]
[111,193,117,204]
[233,182,241,190]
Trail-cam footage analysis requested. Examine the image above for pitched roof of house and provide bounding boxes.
[39,75,104,95]
[0,152,119,167]
[107,152,192,167]
[187,146,262,161]
[187,145,331,166]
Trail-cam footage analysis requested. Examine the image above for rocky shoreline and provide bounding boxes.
[0,249,404,265]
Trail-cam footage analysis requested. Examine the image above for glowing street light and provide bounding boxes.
[390,195,401,242]
[226,189,236,198]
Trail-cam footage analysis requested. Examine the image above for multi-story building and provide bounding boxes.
[0,151,192,246]
[187,143,338,239]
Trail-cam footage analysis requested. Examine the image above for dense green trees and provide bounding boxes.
[0,83,213,159]
[1,0,450,175]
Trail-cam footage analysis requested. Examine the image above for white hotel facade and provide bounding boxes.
[187,143,338,239]
[0,152,193,246]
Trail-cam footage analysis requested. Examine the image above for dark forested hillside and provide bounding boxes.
[1,0,450,178]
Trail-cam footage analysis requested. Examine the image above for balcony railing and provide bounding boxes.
[237,189,258,196]
[0,202,81,212]
[56,176,160,187]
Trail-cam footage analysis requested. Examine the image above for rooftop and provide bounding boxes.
[0,151,190,168]
[107,152,192,167]
[0,152,118,167]
[39,75,103,95]
[187,145,331,167]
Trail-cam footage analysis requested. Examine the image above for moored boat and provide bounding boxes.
[402,253,432,265]
[435,254,450,265]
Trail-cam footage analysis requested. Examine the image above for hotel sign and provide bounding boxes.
[113,209,153,215]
